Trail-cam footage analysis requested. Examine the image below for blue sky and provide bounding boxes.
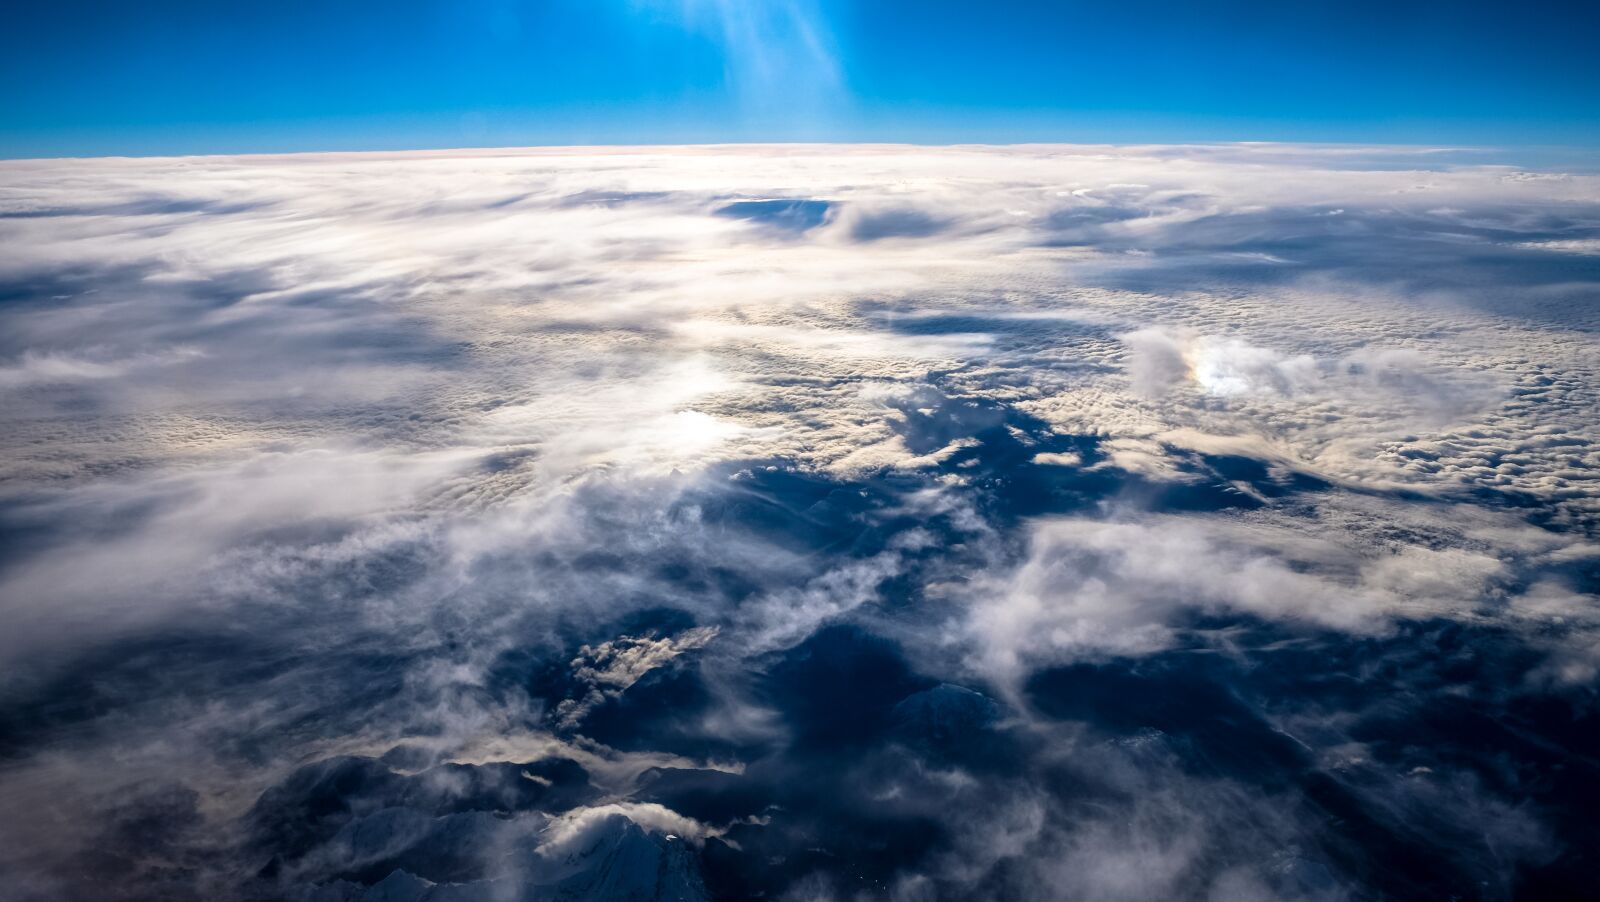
[3,0,1599,158]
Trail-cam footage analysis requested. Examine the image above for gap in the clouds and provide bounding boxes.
[0,197,275,219]
[873,383,1333,525]
[1024,613,1600,899]
[682,626,1012,900]
[713,198,836,234]
[0,627,401,757]
[246,753,599,885]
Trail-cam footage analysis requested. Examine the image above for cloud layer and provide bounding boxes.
[0,144,1597,900]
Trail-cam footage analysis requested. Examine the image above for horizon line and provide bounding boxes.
[3,138,1572,166]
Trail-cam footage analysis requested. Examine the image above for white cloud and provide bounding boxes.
[536,802,719,856]
[1,143,1596,900]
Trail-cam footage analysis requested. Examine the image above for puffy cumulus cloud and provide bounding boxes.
[960,507,1537,687]
[0,144,1597,900]
[968,516,1379,676]
[1124,328,1322,399]
[1122,325,1501,421]
[961,463,1600,681]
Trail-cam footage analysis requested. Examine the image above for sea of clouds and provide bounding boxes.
[0,144,1597,900]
